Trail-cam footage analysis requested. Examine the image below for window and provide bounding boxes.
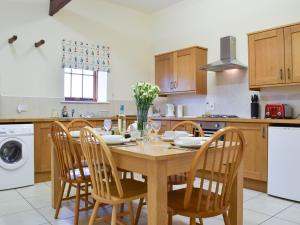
[64,68,108,102]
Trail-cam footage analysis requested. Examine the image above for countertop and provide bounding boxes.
[0,116,300,125]
[150,117,300,125]
[0,116,134,123]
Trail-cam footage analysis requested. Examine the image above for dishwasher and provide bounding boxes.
[268,125,300,202]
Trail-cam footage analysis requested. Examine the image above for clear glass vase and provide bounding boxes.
[137,104,150,131]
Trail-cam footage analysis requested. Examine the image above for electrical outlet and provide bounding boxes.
[17,104,28,113]
[209,102,215,111]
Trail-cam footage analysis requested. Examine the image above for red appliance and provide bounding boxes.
[265,104,293,119]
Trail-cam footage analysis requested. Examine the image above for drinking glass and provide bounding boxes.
[143,122,152,142]
[151,121,161,141]
[103,119,112,134]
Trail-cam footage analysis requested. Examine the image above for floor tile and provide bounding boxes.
[0,189,23,202]
[261,217,300,225]
[0,199,33,216]
[244,194,293,216]
[37,206,74,222]
[17,183,51,198]
[25,194,52,209]
[275,206,300,224]
[244,188,263,202]
[243,209,270,225]
[0,209,47,225]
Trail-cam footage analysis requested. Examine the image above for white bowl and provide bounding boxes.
[70,131,80,138]
[102,135,125,144]
[162,131,190,141]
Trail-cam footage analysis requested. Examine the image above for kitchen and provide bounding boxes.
[1,0,300,225]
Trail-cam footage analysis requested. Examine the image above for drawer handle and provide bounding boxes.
[262,127,265,139]
[280,69,284,80]
[288,68,291,80]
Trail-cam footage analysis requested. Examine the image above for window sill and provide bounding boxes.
[60,101,110,104]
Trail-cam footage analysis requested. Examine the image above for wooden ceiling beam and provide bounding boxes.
[49,0,72,16]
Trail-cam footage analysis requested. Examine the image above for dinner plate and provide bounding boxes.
[174,140,203,148]
[161,133,193,142]
[102,135,126,145]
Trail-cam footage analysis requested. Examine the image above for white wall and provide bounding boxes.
[151,0,300,117]
[1,0,300,118]
[0,0,152,117]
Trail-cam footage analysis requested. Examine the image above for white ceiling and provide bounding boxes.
[103,0,183,13]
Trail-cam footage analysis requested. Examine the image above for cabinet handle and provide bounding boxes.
[280,69,283,80]
[262,127,265,139]
[288,68,291,80]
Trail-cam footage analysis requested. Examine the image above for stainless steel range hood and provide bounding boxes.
[200,36,247,72]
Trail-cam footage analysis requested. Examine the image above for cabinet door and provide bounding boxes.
[155,53,174,94]
[228,123,268,181]
[284,25,300,83]
[249,28,285,86]
[34,123,52,173]
[174,49,196,92]
[159,121,171,134]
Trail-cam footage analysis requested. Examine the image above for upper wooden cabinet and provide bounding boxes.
[155,46,207,95]
[155,53,174,93]
[248,22,300,90]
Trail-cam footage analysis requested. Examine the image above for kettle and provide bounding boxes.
[166,104,175,117]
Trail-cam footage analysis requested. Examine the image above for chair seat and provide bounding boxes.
[67,167,91,180]
[93,179,147,201]
[168,188,225,218]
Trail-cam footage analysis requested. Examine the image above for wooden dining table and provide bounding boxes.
[51,140,243,225]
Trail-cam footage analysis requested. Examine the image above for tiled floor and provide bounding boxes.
[0,181,299,225]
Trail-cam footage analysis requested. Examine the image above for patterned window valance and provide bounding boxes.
[62,39,111,72]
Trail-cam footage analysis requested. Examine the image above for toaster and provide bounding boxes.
[265,104,293,119]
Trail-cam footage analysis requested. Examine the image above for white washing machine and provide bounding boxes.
[0,124,34,190]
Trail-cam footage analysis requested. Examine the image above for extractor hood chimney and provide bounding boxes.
[200,36,247,72]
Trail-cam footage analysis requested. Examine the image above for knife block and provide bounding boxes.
[251,103,259,118]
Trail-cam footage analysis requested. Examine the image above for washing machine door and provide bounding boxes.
[0,138,28,170]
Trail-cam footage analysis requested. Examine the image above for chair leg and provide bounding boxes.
[198,218,204,225]
[74,183,81,225]
[111,205,117,225]
[128,201,134,225]
[134,198,144,225]
[190,218,196,225]
[84,182,88,208]
[223,212,231,225]
[54,181,66,219]
[66,182,72,198]
[120,203,125,218]
[168,213,173,225]
[88,201,100,225]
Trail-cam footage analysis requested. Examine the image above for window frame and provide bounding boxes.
[64,68,98,102]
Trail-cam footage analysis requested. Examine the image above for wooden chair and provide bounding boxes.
[66,119,95,131]
[80,126,147,225]
[168,126,245,225]
[51,121,93,225]
[169,121,205,188]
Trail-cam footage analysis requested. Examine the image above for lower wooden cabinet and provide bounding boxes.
[228,122,268,182]
[34,122,52,182]
[159,120,171,134]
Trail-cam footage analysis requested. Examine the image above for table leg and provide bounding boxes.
[228,161,243,225]
[51,142,61,209]
[147,160,168,225]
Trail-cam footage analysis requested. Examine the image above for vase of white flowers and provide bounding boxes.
[133,82,160,131]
